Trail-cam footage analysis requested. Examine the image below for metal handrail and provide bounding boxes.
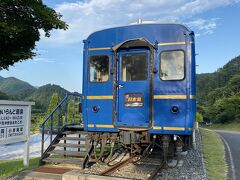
[41,93,80,126]
[41,95,68,127]
[40,93,81,158]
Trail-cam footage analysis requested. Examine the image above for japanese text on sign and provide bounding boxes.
[124,93,144,107]
[0,106,27,142]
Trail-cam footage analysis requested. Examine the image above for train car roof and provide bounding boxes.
[85,23,193,49]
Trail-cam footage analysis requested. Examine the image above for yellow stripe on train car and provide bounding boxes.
[154,95,187,99]
[86,95,195,100]
[96,124,115,128]
[152,126,162,130]
[158,42,186,46]
[87,96,113,100]
[88,47,111,51]
[88,124,94,128]
[163,127,185,131]
[190,95,196,99]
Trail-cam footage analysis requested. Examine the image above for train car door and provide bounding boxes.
[116,50,150,127]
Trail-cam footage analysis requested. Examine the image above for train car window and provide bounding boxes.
[160,50,184,80]
[121,53,148,81]
[89,55,109,82]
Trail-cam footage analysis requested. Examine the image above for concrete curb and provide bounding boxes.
[62,170,129,180]
[198,128,208,179]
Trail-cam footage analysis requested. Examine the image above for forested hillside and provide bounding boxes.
[26,84,69,112]
[0,76,36,99]
[0,90,8,100]
[0,76,72,112]
[197,55,240,124]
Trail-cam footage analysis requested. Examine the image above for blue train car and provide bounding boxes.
[81,22,195,160]
[82,22,195,133]
[39,22,196,168]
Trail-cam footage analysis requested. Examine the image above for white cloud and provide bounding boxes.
[35,49,48,54]
[41,0,240,45]
[186,18,219,36]
[32,57,56,63]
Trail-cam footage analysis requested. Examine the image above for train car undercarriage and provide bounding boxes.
[84,131,192,168]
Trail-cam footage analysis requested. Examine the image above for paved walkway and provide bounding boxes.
[216,130,240,180]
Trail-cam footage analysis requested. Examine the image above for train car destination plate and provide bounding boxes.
[124,93,143,107]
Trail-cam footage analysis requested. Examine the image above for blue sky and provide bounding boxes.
[1,0,240,92]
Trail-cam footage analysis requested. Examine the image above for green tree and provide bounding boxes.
[67,98,82,124]
[196,112,203,123]
[196,56,240,124]
[0,91,8,100]
[0,0,68,70]
[47,93,61,126]
[197,55,240,106]
[228,74,240,95]
[67,99,74,122]
[213,96,240,123]
[26,84,69,112]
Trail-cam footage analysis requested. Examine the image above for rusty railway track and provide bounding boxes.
[100,156,135,176]
[147,161,165,180]
[99,153,165,180]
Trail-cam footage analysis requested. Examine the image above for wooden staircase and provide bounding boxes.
[41,127,92,168]
[39,94,93,168]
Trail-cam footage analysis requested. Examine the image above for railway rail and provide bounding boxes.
[99,151,165,180]
[147,162,165,180]
[100,156,135,176]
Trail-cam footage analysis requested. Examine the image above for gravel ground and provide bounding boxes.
[111,156,163,179]
[76,129,208,180]
[107,129,208,180]
[156,129,208,180]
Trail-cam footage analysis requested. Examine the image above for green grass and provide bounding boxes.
[200,128,227,180]
[0,157,40,179]
[204,122,240,132]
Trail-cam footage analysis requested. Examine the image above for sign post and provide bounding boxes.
[0,100,35,167]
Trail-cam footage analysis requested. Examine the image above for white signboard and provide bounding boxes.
[0,100,35,166]
[0,105,27,143]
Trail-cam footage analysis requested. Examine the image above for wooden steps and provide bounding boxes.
[59,137,86,141]
[47,150,86,157]
[62,131,88,135]
[42,157,83,165]
[41,128,91,168]
[52,143,87,148]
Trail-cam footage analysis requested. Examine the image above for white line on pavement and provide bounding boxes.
[219,134,236,180]
[215,130,240,134]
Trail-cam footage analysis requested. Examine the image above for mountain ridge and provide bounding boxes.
[0,76,36,96]
[197,55,240,105]
[0,76,76,112]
